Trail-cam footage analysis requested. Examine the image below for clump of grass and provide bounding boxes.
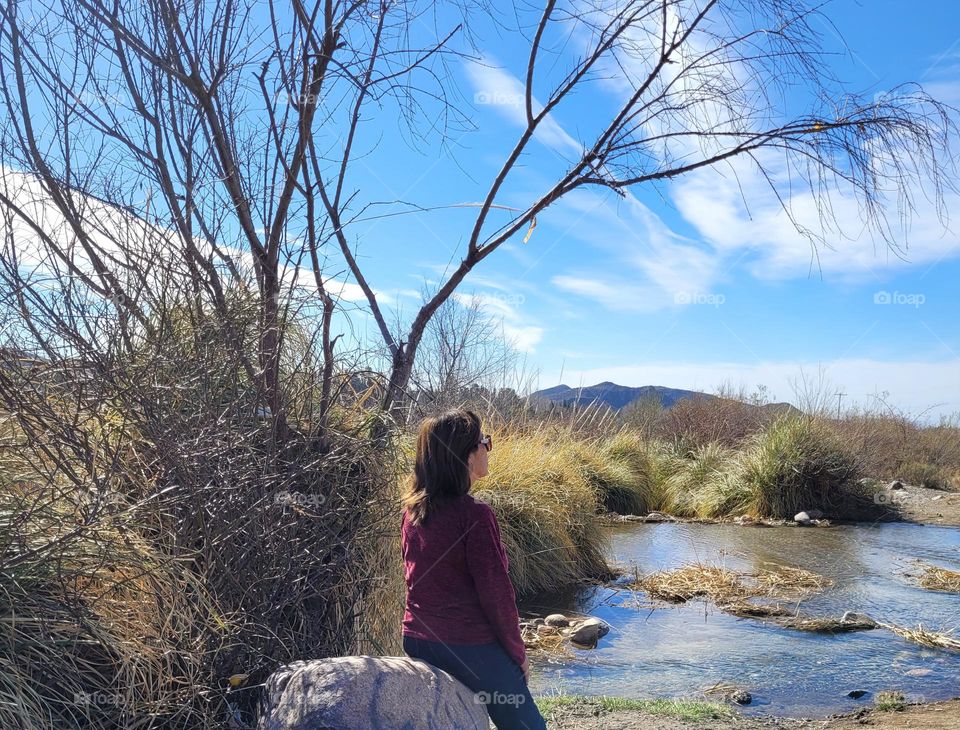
[0,488,225,730]
[637,564,748,603]
[635,562,831,606]
[662,442,732,517]
[874,690,907,712]
[535,694,734,723]
[477,428,612,595]
[736,416,862,519]
[573,438,646,514]
[879,622,960,651]
[750,563,833,596]
[915,562,960,593]
[597,432,673,513]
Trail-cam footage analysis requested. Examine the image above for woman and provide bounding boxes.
[400,409,548,730]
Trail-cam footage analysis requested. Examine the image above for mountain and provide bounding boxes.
[530,381,801,415]
[530,382,713,410]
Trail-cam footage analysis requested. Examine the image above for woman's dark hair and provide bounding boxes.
[402,409,482,526]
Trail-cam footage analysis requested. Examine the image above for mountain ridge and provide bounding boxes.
[530,381,798,414]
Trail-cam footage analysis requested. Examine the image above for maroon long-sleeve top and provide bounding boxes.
[401,492,526,668]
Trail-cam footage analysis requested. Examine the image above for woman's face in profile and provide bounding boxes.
[468,435,489,485]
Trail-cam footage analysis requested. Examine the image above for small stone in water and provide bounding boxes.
[731,690,752,705]
[847,690,868,699]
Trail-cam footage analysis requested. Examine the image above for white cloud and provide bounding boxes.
[464,58,583,158]
[672,149,960,282]
[549,188,723,311]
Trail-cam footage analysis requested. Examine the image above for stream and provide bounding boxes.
[520,521,960,717]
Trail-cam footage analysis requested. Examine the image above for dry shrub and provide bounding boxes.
[832,410,960,490]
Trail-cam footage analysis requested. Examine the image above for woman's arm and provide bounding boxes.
[464,503,527,669]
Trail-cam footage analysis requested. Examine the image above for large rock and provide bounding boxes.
[258,656,490,730]
[565,618,611,649]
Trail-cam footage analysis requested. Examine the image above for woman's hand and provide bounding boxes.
[521,657,530,683]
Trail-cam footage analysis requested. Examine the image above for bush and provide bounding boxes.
[662,442,735,517]
[598,431,673,513]
[737,416,862,519]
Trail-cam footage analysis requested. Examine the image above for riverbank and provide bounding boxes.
[891,483,960,526]
[539,695,960,729]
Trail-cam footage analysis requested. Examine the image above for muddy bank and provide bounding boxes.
[543,697,960,729]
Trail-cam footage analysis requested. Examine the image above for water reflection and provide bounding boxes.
[521,522,960,717]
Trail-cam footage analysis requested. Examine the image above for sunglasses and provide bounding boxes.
[478,434,493,452]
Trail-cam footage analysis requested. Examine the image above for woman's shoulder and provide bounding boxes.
[462,493,496,519]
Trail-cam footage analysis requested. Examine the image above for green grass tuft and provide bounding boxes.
[535,694,736,723]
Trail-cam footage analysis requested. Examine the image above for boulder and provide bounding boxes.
[846,689,868,699]
[643,512,675,523]
[544,613,570,627]
[840,611,877,629]
[730,690,752,705]
[890,480,905,490]
[794,511,812,524]
[565,618,611,649]
[257,656,490,730]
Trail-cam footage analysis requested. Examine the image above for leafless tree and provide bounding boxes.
[0,0,953,437]
[408,292,518,413]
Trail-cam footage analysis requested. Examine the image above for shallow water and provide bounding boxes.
[521,522,960,717]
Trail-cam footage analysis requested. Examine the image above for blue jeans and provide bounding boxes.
[402,635,548,730]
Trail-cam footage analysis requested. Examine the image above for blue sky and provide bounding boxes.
[4,0,955,420]
[336,0,960,420]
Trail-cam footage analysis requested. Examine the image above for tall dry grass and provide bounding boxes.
[475,427,612,595]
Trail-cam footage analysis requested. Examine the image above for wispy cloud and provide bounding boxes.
[464,57,583,158]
